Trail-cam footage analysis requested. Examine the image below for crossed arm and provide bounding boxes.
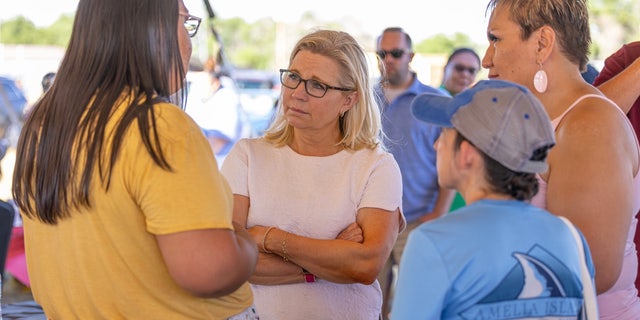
[232,194,402,285]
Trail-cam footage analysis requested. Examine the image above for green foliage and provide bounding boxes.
[202,17,277,70]
[42,15,74,47]
[414,33,480,55]
[1,14,73,46]
[590,0,640,48]
[3,2,638,67]
[0,16,39,44]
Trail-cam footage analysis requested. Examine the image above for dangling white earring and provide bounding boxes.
[533,63,548,93]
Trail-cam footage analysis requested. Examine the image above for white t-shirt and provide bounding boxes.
[221,138,403,320]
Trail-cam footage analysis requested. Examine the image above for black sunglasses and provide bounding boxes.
[376,49,406,59]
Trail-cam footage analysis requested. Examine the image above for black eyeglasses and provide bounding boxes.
[376,49,406,59]
[181,14,202,38]
[279,69,353,98]
[453,64,478,75]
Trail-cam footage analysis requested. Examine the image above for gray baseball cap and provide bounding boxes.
[411,79,555,173]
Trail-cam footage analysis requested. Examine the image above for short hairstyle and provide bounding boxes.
[41,72,56,92]
[265,29,382,151]
[377,27,413,50]
[486,0,591,71]
[454,131,551,201]
[446,47,480,67]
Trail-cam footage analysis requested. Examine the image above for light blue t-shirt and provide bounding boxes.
[392,199,595,320]
[375,75,448,223]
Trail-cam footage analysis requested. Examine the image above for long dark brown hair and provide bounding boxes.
[12,0,186,224]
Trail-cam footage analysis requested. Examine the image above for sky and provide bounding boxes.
[2,0,491,44]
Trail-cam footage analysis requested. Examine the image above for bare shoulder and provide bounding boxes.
[557,94,631,140]
[553,93,638,171]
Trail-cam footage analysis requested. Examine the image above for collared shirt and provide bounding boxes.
[375,73,449,222]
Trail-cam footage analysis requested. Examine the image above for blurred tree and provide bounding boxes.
[414,32,480,55]
[40,15,74,47]
[4,0,638,67]
[0,15,73,46]
[589,0,640,59]
[0,16,39,44]
[217,17,277,70]
[204,11,347,71]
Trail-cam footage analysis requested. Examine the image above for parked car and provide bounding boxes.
[230,68,280,136]
[0,76,27,146]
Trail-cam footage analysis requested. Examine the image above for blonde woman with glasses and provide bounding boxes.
[221,29,405,320]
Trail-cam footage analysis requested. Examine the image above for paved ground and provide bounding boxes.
[3,273,33,305]
[2,275,43,319]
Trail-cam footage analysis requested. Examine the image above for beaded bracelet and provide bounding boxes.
[282,231,289,262]
[262,226,275,253]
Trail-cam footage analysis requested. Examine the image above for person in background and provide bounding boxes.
[482,0,640,318]
[393,79,596,319]
[221,29,404,320]
[374,27,455,319]
[3,71,58,290]
[11,0,258,318]
[186,58,250,166]
[439,47,481,96]
[581,63,599,84]
[41,72,55,92]
[593,41,640,296]
[439,47,482,212]
[593,41,640,141]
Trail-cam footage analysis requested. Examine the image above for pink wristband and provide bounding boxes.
[302,268,316,283]
[303,273,316,283]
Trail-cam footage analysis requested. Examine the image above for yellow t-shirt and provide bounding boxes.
[22,99,252,319]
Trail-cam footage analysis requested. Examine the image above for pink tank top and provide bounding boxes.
[531,94,640,319]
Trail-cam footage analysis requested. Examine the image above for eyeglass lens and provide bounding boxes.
[453,64,477,75]
[377,49,405,59]
[280,70,329,98]
[183,16,201,37]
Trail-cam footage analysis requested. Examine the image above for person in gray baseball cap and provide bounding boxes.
[391,79,598,319]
